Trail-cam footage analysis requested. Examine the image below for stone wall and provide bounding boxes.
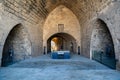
[100,1,120,69]
[3,0,47,23]
[80,1,120,69]
[0,0,44,66]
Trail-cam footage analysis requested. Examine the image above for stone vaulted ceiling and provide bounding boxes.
[2,0,111,24]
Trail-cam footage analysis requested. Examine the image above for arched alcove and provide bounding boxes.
[90,19,116,69]
[1,24,31,67]
[43,5,81,52]
[47,33,77,54]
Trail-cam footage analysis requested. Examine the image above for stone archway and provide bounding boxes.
[47,33,77,54]
[43,5,81,54]
[1,24,31,67]
[90,19,116,69]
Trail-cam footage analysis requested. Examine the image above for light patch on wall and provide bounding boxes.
[0,3,3,20]
[0,28,3,42]
[58,24,64,32]
[117,39,120,51]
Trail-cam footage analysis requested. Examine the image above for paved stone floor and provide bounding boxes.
[0,55,120,80]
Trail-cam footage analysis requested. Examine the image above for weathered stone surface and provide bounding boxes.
[0,0,119,70]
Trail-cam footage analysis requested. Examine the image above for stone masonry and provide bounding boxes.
[0,0,120,70]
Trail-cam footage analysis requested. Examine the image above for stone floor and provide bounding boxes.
[0,55,120,80]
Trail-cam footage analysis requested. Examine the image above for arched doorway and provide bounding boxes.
[90,19,116,69]
[47,33,77,54]
[1,24,31,67]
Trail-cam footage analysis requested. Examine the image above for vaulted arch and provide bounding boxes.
[1,24,31,66]
[43,5,81,53]
[90,19,116,69]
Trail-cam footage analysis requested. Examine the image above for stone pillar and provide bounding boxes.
[0,45,3,67]
[78,46,80,55]
[116,56,120,70]
[116,62,120,70]
[43,46,46,55]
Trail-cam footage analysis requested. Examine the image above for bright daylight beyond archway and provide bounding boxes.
[47,33,77,54]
